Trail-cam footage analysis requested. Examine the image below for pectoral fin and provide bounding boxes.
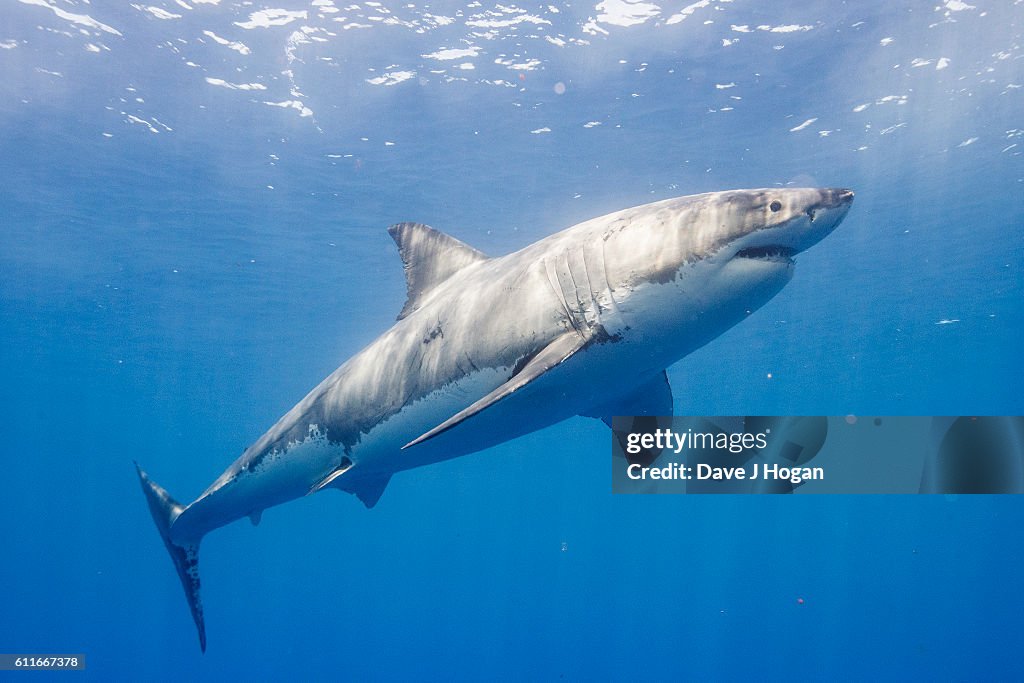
[402,331,589,449]
[582,370,674,467]
[581,370,674,428]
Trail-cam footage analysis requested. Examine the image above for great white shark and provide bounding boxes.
[137,187,854,650]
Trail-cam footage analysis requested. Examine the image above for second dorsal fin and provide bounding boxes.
[387,222,488,320]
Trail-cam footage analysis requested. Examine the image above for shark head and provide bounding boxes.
[720,187,854,265]
[707,187,854,293]
[601,187,854,364]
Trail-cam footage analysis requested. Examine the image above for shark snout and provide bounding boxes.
[805,187,854,247]
[733,187,853,263]
[824,188,855,206]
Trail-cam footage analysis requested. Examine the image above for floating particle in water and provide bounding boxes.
[797,597,805,605]
[560,541,568,552]
[845,415,857,425]
[874,418,882,426]
[553,81,566,95]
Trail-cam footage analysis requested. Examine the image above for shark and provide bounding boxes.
[136,187,854,650]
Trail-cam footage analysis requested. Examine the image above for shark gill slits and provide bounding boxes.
[769,200,782,212]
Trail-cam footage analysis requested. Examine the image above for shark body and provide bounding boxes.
[137,187,854,650]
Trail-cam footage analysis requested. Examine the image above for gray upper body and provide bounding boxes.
[169,188,853,544]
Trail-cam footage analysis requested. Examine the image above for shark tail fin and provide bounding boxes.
[134,462,207,653]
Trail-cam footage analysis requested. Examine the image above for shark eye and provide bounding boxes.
[769,200,782,213]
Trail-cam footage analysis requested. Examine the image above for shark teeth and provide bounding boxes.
[734,246,797,262]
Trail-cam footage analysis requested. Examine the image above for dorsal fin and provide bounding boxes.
[387,222,488,320]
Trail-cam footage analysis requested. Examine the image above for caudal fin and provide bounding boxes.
[134,462,207,653]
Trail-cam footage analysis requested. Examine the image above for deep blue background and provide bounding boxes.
[1,0,1022,679]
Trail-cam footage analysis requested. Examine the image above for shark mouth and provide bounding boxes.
[734,245,798,263]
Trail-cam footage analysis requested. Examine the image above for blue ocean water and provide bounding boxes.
[1,0,1022,679]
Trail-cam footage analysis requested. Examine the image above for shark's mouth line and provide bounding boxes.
[734,245,798,262]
